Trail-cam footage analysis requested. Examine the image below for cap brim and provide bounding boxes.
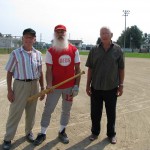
[55,28,66,31]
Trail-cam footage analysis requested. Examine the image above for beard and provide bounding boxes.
[52,34,69,52]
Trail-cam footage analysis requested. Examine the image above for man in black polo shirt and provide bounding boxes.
[86,26,125,144]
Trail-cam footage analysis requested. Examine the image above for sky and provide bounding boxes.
[0,0,150,45]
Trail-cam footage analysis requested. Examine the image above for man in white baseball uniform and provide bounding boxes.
[34,24,81,145]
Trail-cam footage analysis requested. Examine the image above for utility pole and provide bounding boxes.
[40,33,42,50]
[40,33,42,43]
[123,10,130,49]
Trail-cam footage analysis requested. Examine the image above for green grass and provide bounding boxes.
[79,51,150,58]
[79,51,89,55]
[0,48,13,54]
[0,48,47,54]
[124,52,150,58]
[0,49,150,58]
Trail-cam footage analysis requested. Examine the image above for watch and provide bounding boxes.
[119,84,124,87]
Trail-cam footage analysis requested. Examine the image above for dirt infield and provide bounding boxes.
[0,54,150,150]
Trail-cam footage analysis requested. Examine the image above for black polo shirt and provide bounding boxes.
[85,42,124,90]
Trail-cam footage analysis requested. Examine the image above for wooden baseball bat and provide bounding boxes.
[27,71,85,102]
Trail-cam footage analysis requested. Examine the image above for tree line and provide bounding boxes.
[1,25,150,50]
[116,25,149,49]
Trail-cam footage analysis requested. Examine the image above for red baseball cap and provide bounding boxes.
[54,24,66,31]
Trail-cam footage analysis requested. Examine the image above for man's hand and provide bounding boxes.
[117,85,123,96]
[7,89,15,103]
[39,87,45,101]
[39,94,45,101]
[72,85,79,97]
[86,85,91,96]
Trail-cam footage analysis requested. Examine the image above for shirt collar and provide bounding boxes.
[21,46,36,52]
[99,40,114,47]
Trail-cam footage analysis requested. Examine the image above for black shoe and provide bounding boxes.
[58,129,69,144]
[26,132,34,143]
[108,136,117,144]
[2,140,11,150]
[34,133,46,146]
[89,134,98,141]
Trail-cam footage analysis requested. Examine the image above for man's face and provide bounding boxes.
[22,34,36,46]
[100,28,112,44]
[53,29,68,51]
[55,29,66,41]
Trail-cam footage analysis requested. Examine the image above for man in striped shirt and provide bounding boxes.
[2,28,45,150]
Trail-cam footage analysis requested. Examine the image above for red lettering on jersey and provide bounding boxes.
[59,58,71,63]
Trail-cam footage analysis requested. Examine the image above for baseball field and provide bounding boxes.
[0,54,150,150]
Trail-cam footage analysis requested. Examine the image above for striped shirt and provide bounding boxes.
[5,46,42,80]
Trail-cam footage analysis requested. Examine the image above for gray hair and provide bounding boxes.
[100,26,112,34]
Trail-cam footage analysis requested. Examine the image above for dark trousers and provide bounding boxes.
[90,87,117,137]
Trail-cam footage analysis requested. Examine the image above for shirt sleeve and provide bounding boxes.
[39,52,43,72]
[118,50,125,69]
[74,49,80,63]
[85,49,93,68]
[5,51,16,72]
[45,50,53,65]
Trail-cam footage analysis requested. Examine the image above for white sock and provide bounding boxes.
[59,125,66,133]
[41,127,47,134]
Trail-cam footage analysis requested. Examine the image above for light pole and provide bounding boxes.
[123,10,130,49]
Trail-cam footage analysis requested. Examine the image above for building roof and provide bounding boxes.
[68,40,83,44]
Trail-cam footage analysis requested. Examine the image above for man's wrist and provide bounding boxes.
[8,89,13,92]
[74,85,79,88]
[119,84,124,87]
[7,88,12,91]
